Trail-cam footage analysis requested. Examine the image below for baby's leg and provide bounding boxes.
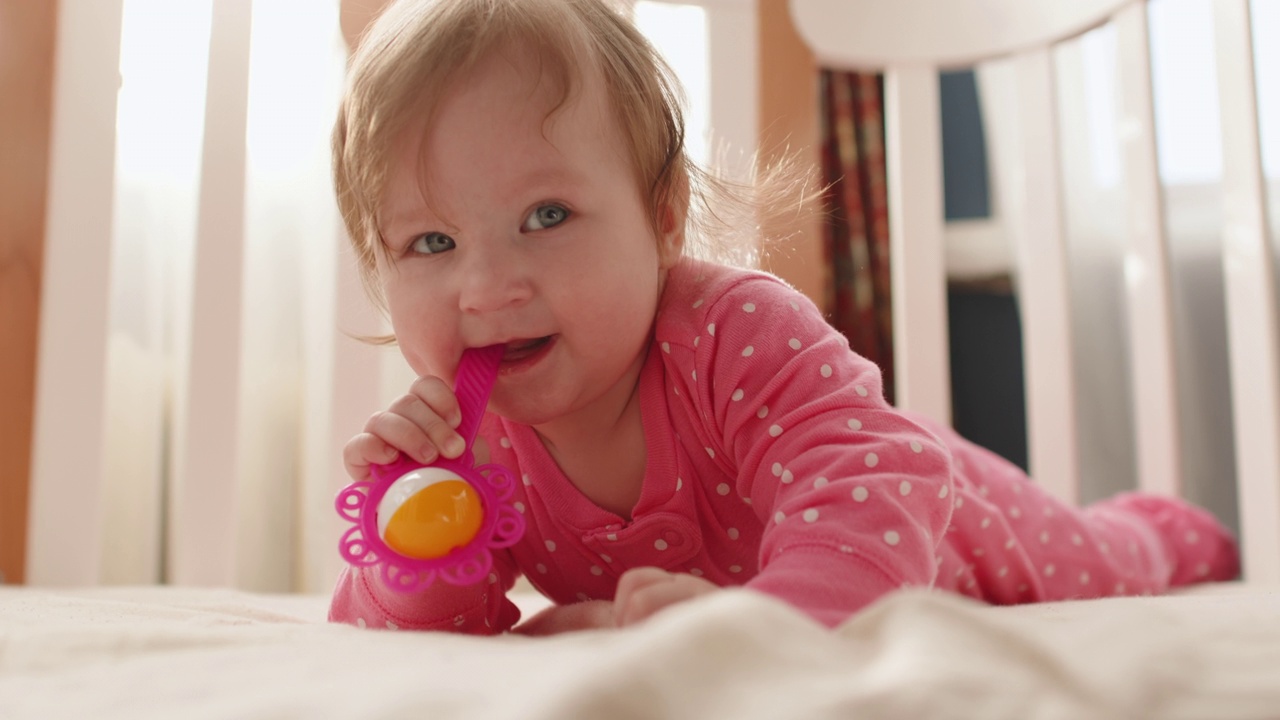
[926,420,1239,604]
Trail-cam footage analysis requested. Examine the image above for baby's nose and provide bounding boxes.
[457,246,533,314]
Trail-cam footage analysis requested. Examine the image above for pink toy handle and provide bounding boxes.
[453,344,504,463]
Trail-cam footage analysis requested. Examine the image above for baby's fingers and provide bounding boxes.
[362,409,449,465]
[342,432,400,481]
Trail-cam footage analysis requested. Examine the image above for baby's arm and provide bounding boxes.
[694,277,955,626]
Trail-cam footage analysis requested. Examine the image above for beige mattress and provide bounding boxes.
[2,583,1278,719]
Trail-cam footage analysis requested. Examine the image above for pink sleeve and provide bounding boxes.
[328,550,522,634]
[693,277,955,626]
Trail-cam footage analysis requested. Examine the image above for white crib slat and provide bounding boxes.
[1113,4,1183,498]
[1213,0,1280,585]
[1011,49,1081,505]
[169,0,254,587]
[26,0,126,586]
[884,66,951,423]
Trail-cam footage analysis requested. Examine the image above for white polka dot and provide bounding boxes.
[847,418,863,431]
[1043,564,1056,577]
[1017,584,1029,594]
[727,527,740,540]
[691,370,697,381]
[742,497,752,505]
[545,540,556,552]
[840,545,854,553]
[716,483,731,496]
[972,548,985,557]
[590,566,603,576]
[1079,572,1090,585]
[500,437,511,448]
[865,453,879,468]
[694,337,699,348]
[707,323,716,336]
[1196,563,1210,577]
[997,567,1009,578]
[729,565,743,574]
[789,300,799,311]
[1071,533,1083,546]
[514,501,526,513]
[899,480,912,496]
[1008,506,1022,519]
[522,474,531,486]
[938,485,949,499]
[742,346,754,357]
[676,477,683,491]
[855,385,869,397]
[655,539,669,551]
[852,487,869,502]
[690,568,704,577]
[536,563,548,574]
[356,618,366,629]
[1004,539,1016,550]
[705,447,715,459]
[814,476,829,489]
[820,364,833,378]
[788,338,802,350]
[781,469,794,484]
[1186,530,1199,545]
[1100,542,1110,554]
[488,573,498,584]
[910,440,923,453]
[774,511,786,524]
[600,554,611,563]
[731,389,745,401]
[884,530,901,546]
[978,486,990,497]
[955,497,964,509]
[980,517,991,529]
[386,620,399,630]
[1011,482,1023,494]
[1039,531,1050,544]
[757,405,769,419]
[770,463,783,477]
[742,302,756,313]
[607,533,618,541]
[577,592,591,602]
[803,509,820,523]
[693,299,704,309]
[1043,506,1055,518]
[769,424,783,437]
[662,342,671,353]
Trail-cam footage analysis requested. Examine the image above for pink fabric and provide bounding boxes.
[330,260,1239,631]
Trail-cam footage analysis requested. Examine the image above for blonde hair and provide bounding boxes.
[333,0,816,306]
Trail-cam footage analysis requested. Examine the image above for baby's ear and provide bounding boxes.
[656,202,685,269]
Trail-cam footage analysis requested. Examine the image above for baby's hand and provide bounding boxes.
[342,376,469,482]
[613,567,719,627]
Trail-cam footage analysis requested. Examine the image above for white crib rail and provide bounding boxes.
[792,0,1280,582]
[1213,0,1280,585]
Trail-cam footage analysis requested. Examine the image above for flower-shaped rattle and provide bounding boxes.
[336,345,525,592]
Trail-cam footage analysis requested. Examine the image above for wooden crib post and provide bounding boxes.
[1113,3,1184,499]
[25,0,125,586]
[1010,49,1082,505]
[884,66,952,424]
[1212,0,1280,585]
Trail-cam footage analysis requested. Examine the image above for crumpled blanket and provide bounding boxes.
[1,584,1277,719]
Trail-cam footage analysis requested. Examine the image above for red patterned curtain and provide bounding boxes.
[819,70,895,404]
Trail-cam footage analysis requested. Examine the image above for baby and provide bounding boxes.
[329,0,1238,634]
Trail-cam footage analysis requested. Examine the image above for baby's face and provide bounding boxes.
[377,51,678,430]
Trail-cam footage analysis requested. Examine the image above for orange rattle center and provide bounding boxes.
[378,470,484,560]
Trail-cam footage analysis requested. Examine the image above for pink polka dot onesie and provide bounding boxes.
[329,259,1239,632]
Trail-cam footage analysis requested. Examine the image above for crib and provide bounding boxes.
[4,0,1280,718]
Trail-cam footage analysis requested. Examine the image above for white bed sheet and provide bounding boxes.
[2,583,1278,719]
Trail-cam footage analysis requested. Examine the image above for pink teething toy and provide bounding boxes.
[335,345,525,592]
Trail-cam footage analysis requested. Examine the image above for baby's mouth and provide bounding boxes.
[501,336,553,363]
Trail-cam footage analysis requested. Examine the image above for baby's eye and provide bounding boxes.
[523,204,570,231]
[410,232,456,255]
